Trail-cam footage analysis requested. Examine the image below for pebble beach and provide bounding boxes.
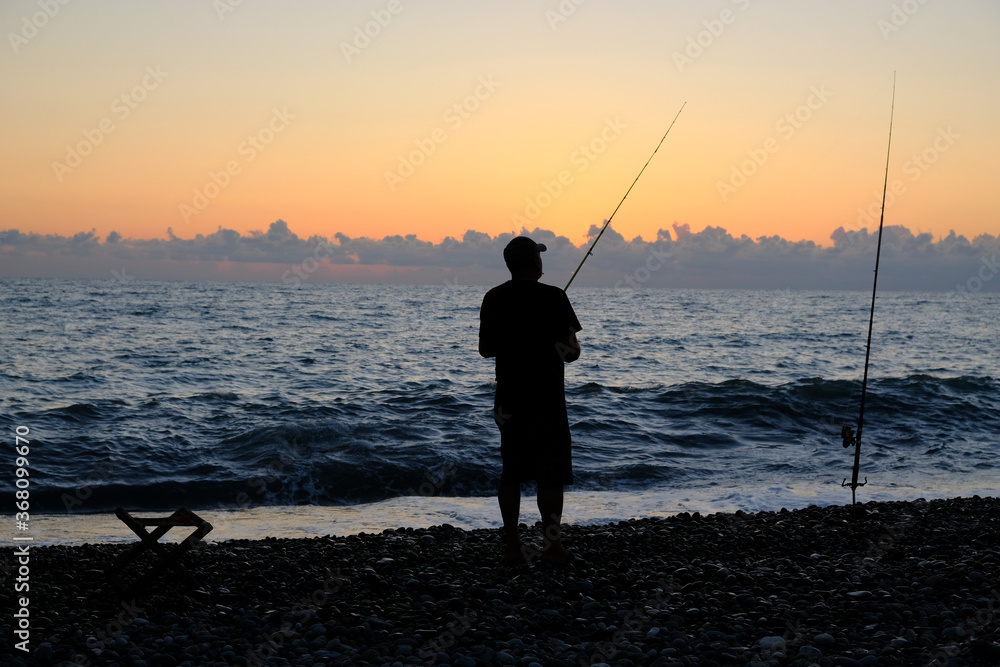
[7,496,1000,667]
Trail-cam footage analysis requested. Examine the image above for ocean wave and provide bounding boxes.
[6,374,995,513]
[3,282,996,515]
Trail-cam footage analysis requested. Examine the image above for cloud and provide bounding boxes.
[1,220,997,292]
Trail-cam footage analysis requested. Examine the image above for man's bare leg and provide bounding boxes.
[537,483,568,563]
[497,481,522,562]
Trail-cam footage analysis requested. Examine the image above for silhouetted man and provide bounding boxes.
[479,236,581,564]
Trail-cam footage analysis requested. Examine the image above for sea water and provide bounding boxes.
[1,278,997,544]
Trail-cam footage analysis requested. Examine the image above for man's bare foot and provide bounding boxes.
[500,541,524,565]
[499,527,524,565]
[540,542,570,564]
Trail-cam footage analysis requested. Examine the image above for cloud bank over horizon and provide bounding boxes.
[1,220,997,294]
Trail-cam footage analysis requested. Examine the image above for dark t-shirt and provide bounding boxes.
[479,280,582,435]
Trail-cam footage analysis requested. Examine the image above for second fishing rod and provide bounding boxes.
[842,72,898,509]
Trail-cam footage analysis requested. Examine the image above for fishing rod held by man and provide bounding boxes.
[564,102,686,291]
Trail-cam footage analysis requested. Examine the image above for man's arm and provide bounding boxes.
[479,335,496,358]
[557,290,582,363]
[479,294,497,357]
[556,329,581,363]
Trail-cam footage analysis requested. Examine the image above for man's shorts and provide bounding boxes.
[498,412,573,486]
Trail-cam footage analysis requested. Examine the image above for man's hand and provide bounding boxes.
[479,336,496,358]
[555,330,581,363]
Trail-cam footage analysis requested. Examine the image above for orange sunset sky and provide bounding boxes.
[2,0,998,249]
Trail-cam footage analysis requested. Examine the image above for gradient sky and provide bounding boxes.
[2,0,998,249]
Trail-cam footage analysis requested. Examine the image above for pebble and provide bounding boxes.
[496,650,516,664]
[759,636,786,652]
[799,644,823,658]
[5,497,1000,666]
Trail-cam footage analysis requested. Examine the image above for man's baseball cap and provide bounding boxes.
[503,236,546,268]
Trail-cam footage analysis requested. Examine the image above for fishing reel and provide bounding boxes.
[840,424,867,493]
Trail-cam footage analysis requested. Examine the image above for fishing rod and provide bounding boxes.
[564,102,686,291]
[841,73,896,508]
